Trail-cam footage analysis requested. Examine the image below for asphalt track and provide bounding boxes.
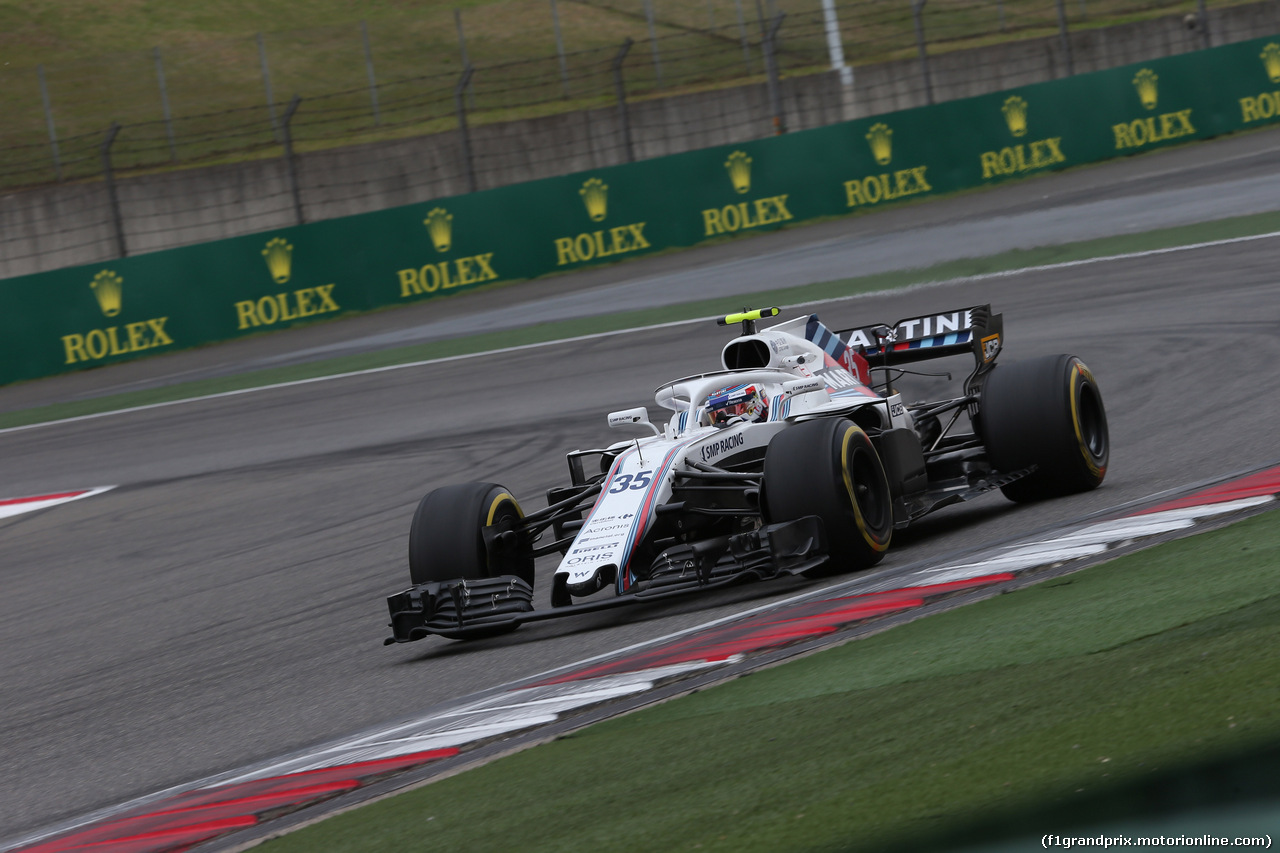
[2,130,1280,843]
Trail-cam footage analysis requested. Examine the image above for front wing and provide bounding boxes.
[385,516,827,642]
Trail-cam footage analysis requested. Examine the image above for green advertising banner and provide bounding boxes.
[4,34,1280,386]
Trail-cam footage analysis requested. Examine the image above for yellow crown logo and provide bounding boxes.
[724,151,753,194]
[1133,69,1159,110]
[90,270,123,318]
[866,123,893,166]
[424,207,453,253]
[1261,43,1280,83]
[579,178,608,222]
[262,237,293,284]
[1002,96,1029,137]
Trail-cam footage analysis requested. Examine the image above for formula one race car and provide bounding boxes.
[385,304,1109,643]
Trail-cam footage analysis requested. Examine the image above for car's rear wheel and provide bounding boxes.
[978,354,1109,502]
[408,482,534,586]
[763,418,893,573]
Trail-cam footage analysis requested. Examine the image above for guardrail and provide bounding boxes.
[3,34,1278,386]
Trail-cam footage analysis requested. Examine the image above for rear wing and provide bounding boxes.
[838,305,1003,369]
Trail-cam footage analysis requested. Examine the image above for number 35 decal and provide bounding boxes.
[609,470,653,493]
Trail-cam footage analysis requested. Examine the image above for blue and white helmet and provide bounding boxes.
[703,383,768,425]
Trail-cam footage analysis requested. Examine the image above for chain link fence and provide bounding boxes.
[1,0,1266,278]
[0,0,1228,189]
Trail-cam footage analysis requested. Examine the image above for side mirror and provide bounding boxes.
[607,407,660,436]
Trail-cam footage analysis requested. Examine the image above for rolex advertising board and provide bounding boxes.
[1226,39,1280,130]
[3,35,1280,386]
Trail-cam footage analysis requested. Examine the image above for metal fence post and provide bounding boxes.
[1195,0,1212,48]
[37,64,63,181]
[100,123,127,258]
[455,65,478,193]
[550,0,571,98]
[455,10,476,109]
[282,96,304,225]
[153,47,178,161]
[258,33,281,141]
[911,0,934,105]
[763,13,786,134]
[613,39,636,163]
[734,0,752,74]
[1055,0,1075,76]
[361,20,382,125]
[644,0,664,85]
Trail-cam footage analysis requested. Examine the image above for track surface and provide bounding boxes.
[3,133,1280,841]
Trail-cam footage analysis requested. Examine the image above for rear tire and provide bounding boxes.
[763,418,893,573]
[408,482,534,586]
[979,354,1109,502]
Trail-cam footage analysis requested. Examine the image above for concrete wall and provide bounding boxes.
[2,0,1277,280]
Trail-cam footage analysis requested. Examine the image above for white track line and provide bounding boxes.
[0,486,115,520]
[4,228,1279,438]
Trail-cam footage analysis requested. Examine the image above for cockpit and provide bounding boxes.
[700,383,769,427]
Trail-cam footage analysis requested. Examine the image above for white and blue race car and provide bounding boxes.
[385,304,1109,642]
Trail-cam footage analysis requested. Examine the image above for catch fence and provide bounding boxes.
[2,0,1222,188]
[0,0,1262,278]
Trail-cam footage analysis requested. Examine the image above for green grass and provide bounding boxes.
[6,205,1280,431]
[0,0,1245,185]
[259,501,1280,852]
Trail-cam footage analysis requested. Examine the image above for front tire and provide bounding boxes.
[408,482,534,586]
[979,354,1109,502]
[763,418,893,573]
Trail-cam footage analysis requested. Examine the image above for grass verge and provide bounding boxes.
[259,506,1280,853]
[5,207,1280,431]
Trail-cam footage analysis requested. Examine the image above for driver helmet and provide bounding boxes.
[704,383,768,425]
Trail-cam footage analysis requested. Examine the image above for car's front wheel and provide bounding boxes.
[763,418,893,573]
[407,481,534,586]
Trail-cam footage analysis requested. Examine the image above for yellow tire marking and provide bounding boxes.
[1069,362,1105,479]
[486,492,523,525]
[840,425,890,552]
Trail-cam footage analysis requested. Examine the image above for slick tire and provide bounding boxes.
[978,354,1109,503]
[408,482,534,586]
[763,418,893,574]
